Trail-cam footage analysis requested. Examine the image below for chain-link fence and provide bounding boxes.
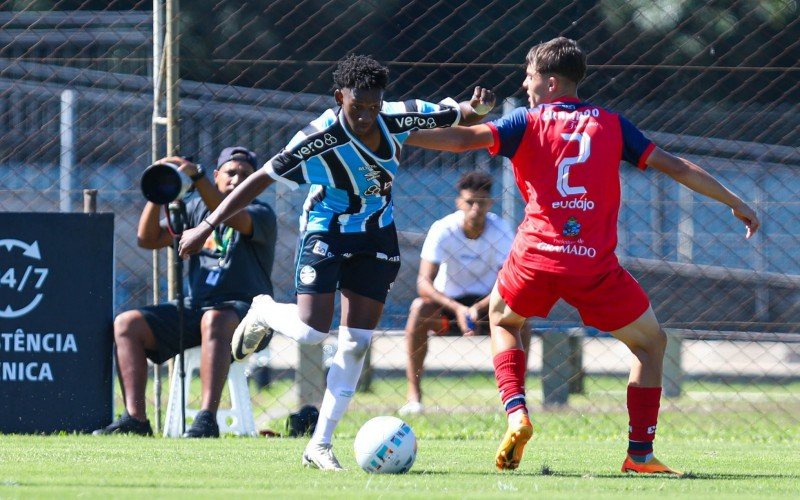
[1,1,798,436]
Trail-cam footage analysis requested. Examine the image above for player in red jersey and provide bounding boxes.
[406,37,760,474]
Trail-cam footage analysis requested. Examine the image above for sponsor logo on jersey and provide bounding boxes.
[562,217,581,238]
[376,252,400,262]
[359,164,382,181]
[291,133,337,160]
[393,115,438,129]
[299,265,317,284]
[363,180,393,197]
[537,242,596,258]
[552,199,595,211]
[541,107,599,121]
[312,240,329,256]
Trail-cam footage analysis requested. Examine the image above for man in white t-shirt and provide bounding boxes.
[399,171,530,415]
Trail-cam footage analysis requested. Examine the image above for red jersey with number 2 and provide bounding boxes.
[487,97,655,276]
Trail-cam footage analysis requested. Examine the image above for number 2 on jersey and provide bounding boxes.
[557,132,590,197]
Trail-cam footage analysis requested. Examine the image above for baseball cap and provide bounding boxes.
[216,146,257,169]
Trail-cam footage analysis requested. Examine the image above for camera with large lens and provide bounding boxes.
[140,161,193,204]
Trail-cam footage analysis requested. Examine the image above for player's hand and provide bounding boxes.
[732,202,760,239]
[454,304,476,336]
[178,224,213,258]
[470,86,495,116]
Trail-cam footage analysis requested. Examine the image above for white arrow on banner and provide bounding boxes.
[0,294,44,318]
[0,239,41,259]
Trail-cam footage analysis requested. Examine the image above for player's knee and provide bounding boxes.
[651,327,668,353]
[339,327,372,359]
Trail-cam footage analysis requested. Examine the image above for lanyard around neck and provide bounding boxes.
[212,226,235,263]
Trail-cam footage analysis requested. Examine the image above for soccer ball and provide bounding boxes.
[353,416,417,474]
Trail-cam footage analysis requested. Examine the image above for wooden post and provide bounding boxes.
[82,189,97,213]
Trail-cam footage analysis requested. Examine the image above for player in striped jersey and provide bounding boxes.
[179,54,495,470]
[405,38,759,474]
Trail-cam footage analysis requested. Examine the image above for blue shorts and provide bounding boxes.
[294,225,401,303]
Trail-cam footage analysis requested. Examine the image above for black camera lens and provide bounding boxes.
[141,162,191,204]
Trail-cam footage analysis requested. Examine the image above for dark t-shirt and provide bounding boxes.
[181,193,277,307]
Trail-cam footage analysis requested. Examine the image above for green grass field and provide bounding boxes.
[2,374,798,498]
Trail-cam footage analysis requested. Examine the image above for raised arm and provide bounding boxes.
[457,86,496,126]
[178,168,274,257]
[646,147,760,239]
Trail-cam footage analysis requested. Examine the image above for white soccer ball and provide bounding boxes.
[353,416,417,474]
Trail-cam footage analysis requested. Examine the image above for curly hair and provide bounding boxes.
[332,54,389,91]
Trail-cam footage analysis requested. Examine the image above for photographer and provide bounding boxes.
[93,147,276,437]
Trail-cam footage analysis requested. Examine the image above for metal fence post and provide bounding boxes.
[663,330,683,398]
[296,343,324,408]
[541,329,571,406]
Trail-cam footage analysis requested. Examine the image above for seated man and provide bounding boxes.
[94,147,276,437]
[400,171,529,415]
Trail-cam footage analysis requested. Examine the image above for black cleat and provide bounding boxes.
[183,410,220,438]
[92,412,153,436]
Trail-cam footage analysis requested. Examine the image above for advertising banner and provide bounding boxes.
[0,213,114,433]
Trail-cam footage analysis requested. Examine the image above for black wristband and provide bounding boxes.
[190,166,205,182]
[202,218,214,230]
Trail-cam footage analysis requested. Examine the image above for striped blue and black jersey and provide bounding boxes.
[263,99,461,234]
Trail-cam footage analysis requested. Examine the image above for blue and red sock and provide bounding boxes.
[627,385,661,462]
[493,348,528,416]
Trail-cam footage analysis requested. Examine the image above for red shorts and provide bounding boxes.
[496,263,650,332]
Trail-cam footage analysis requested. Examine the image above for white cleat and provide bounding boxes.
[231,295,274,361]
[398,401,425,416]
[302,443,344,471]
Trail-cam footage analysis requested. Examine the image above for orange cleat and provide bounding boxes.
[621,455,683,476]
[495,411,533,471]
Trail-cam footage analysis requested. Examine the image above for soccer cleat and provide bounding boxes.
[621,455,683,476]
[302,443,344,471]
[231,295,275,361]
[495,411,533,470]
[183,410,220,438]
[92,412,153,436]
[398,401,425,416]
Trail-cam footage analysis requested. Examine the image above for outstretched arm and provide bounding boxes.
[178,168,274,257]
[405,123,495,152]
[647,147,760,239]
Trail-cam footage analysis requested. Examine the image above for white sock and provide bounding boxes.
[259,298,327,345]
[310,326,373,446]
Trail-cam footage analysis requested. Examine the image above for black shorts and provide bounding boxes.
[294,225,401,303]
[138,300,250,364]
